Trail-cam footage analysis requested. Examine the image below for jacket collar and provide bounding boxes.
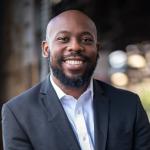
[40,76,109,150]
[39,75,81,150]
[93,80,109,150]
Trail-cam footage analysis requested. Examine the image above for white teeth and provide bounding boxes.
[66,60,83,65]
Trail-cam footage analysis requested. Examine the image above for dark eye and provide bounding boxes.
[81,37,94,44]
[57,37,69,43]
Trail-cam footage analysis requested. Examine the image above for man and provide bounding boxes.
[2,10,150,150]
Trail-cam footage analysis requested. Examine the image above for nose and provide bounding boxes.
[67,39,84,52]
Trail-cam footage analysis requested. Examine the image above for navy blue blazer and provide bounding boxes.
[2,76,150,150]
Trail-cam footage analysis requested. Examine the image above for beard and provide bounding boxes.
[50,52,98,88]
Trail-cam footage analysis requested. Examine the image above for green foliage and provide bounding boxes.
[140,90,150,119]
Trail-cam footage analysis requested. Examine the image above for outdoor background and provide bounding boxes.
[0,0,150,149]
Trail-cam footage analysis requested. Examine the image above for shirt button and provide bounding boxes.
[77,110,81,115]
[83,136,86,141]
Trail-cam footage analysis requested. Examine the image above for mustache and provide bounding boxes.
[61,52,91,61]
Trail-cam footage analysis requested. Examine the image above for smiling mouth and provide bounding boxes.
[63,56,86,66]
[65,60,83,65]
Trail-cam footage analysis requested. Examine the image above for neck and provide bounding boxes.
[52,75,90,99]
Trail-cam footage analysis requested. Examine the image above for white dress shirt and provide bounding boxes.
[50,77,95,150]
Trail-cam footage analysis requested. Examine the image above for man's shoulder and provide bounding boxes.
[93,79,142,113]
[93,79,139,101]
[94,79,135,93]
[3,77,50,111]
[1,77,51,127]
[5,82,41,107]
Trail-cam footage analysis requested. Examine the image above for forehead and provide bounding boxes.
[47,10,97,38]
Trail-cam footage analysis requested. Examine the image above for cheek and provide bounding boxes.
[49,51,62,68]
[88,52,99,67]
[88,49,98,61]
[49,45,64,58]
[49,48,59,60]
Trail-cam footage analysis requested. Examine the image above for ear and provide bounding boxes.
[41,41,50,58]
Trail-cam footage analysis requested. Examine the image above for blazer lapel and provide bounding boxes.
[93,80,109,150]
[39,76,81,150]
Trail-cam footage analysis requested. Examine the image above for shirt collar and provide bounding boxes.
[50,75,94,100]
[50,76,66,99]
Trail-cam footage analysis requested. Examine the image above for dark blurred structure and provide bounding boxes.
[0,0,150,149]
[51,0,150,50]
[1,0,150,101]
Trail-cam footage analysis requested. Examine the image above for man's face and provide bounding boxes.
[43,11,99,88]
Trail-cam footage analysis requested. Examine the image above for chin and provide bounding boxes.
[51,63,95,88]
[65,73,84,79]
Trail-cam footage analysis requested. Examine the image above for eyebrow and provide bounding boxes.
[55,31,94,37]
[55,31,70,36]
[80,32,94,37]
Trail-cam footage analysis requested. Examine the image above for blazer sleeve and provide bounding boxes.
[2,104,33,150]
[134,95,150,150]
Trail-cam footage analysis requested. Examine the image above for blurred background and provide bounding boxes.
[0,0,150,149]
